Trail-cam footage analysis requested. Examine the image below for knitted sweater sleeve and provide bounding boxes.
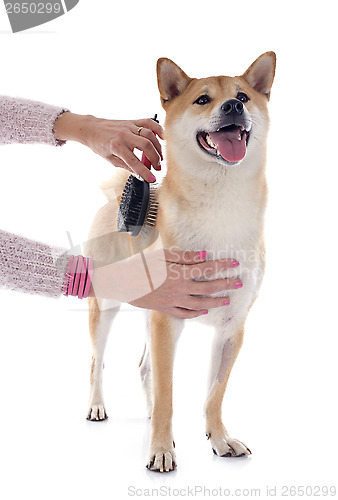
[0,97,72,297]
[0,96,69,146]
[0,229,71,298]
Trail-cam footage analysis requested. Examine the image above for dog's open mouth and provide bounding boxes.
[197,125,250,163]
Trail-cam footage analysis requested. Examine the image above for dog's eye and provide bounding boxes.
[194,95,211,105]
[236,92,250,103]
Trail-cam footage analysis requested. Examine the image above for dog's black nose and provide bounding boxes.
[221,99,244,115]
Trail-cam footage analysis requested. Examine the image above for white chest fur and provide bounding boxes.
[158,164,267,330]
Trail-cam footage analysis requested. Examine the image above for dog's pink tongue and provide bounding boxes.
[209,128,247,162]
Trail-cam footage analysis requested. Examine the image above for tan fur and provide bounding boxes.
[85,53,276,470]
[150,312,176,434]
[88,297,100,342]
[88,297,101,397]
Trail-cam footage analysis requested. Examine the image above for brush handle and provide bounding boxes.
[141,114,159,169]
[141,151,152,169]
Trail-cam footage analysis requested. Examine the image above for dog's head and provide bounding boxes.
[157,52,276,177]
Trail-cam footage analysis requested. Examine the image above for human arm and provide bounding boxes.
[88,250,242,319]
[0,95,164,182]
[0,229,69,298]
[53,112,164,183]
[0,96,68,146]
[0,230,241,318]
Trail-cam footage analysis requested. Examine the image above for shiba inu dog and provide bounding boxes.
[85,52,276,472]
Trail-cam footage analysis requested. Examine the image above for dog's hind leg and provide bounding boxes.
[204,323,252,457]
[87,297,120,421]
[146,312,184,472]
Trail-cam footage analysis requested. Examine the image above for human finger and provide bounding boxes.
[132,134,162,170]
[183,259,240,279]
[135,118,164,140]
[169,307,209,319]
[108,155,134,173]
[164,250,239,268]
[188,278,243,295]
[134,126,163,161]
[179,295,231,311]
[117,148,157,183]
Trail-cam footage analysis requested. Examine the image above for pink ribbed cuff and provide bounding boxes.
[63,255,93,299]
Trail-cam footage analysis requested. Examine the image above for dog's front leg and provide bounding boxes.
[204,323,252,457]
[146,311,183,472]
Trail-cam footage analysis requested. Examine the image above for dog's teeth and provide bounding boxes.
[239,126,245,131]
[237,132,242,141]
[206,134,216,148]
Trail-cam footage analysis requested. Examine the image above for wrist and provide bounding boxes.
[54,112,95,145]
[87,259,106,298]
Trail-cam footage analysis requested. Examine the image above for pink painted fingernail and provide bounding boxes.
[223,300,230,306]
[235,281,243,288]
[232,260,239,267]
[203,310,208,315]
[149,174,156,182]
[198,251,207,260]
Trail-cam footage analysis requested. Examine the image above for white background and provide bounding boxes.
[0,1,337,498]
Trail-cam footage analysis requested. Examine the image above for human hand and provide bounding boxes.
[88,250,242,319]
[53,112,164,183]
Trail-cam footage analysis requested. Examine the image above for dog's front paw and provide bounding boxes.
[146,444,176,472]
[207,431,251,457]
[87,404,108,421]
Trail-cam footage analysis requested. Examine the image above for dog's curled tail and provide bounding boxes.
[100,169,130,202]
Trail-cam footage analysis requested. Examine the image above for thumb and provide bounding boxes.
[107,156,134,173]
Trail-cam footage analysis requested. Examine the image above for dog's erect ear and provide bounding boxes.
[157,58,193,107]
[241,52,276,100]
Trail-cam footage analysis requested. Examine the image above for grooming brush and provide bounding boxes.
[117,115,160,237]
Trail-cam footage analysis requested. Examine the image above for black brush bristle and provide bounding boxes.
[117,175,153,236]
[117,114,160,237]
